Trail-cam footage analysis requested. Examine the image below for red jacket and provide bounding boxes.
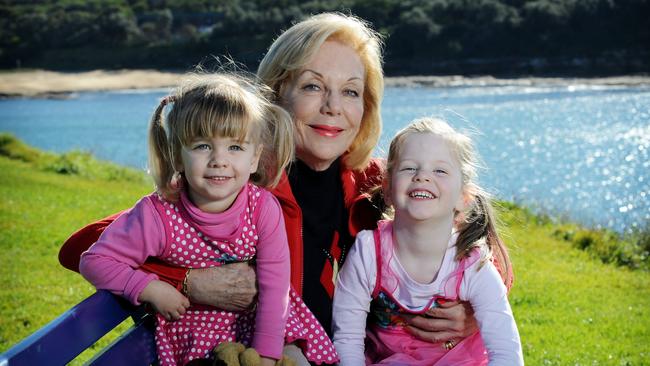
[273,159,384,294]
[58,159,385,296]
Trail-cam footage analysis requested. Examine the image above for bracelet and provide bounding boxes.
[182,268,191,297]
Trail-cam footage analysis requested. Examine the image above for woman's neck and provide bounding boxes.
[392,215,454,284]
[295,152,336,172]
[290,158,340,179]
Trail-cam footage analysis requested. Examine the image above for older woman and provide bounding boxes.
[59,12,485,363]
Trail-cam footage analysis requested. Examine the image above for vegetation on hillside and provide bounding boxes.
[499,201,650,271]
[1,0,648,75]
[0,133,149,183]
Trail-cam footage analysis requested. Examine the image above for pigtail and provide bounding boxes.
[265,104,294,187]
[148,96,179,201]
[455,191,513,289]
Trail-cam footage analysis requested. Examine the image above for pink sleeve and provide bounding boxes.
[79,195,166,305]
[250,191,291,360]
[332,230,377,366]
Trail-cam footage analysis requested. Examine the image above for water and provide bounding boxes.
[1,84,648,233]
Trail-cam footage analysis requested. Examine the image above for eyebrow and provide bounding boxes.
[400,158,454,167]
[300,69,363,82]
[227,138,253,145]
[189,137,253,144]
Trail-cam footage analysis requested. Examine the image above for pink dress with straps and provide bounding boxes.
[365,226,488,365]
[333,220,522,365]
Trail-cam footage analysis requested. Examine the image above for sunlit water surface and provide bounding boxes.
[1,84,648,233]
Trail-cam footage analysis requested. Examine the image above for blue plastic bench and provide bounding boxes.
[0,290,157,366]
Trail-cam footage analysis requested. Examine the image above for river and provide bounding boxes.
[1,84,648,233]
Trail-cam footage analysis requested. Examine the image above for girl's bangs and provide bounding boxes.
[176,102,256,145]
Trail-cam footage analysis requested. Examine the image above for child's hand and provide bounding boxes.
[138,279,190,320]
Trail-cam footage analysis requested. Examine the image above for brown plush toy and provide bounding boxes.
[212,342,297,366]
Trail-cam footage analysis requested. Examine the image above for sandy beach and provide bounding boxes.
[1,69,649,98]
[0,70,182,98]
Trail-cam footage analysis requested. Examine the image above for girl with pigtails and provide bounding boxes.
[332,117,523,365]
[79,73,338,366]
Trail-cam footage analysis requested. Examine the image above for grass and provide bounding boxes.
[498,204,650,364]
[0,139,152,364]
[1,137,649,364]
[0,133,147,182]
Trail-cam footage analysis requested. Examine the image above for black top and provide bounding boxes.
[287,158,353,336]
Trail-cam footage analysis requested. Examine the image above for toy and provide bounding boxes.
[212,342,297,366]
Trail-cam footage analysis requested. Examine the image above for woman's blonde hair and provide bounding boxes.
[257,12,384,170]
[148,72,294,201]
[385,117,513,288]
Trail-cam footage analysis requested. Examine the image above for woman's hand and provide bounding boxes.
[139,280,190,320]
[404,300,478,344]
[186,262,257,311]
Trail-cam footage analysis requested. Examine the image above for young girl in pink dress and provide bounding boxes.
[332,117,523,365]
[80,73,338,366]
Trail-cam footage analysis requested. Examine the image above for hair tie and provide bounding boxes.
[161,95,176,106]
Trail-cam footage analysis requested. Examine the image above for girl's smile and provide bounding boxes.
[204,175,232,182]
[407,189,436,199]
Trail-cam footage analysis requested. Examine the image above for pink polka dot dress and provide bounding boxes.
[148,183,338,365]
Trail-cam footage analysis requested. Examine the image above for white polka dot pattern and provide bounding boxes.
[151,184,338,365]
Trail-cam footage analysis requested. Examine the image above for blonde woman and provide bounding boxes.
[61,13,493,364]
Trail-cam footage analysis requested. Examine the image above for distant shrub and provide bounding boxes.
[47,154,81,175]
[0,133,149,184]
[0,133,47,163]
[553,225,649,271]
[629,221,650,266]
[42,151,148,183]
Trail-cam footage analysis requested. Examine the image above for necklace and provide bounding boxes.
[321,240,348,284]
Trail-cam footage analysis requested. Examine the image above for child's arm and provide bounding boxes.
[332,231,376,365]
[250,192,291,362]
[138,279,190,320]
[464,260,524,365]
[79,196,181,307]
[59,213,224,297]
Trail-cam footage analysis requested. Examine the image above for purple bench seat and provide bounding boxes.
[0,290,157,366]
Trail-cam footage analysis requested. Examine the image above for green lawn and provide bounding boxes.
[0,149,648,364]
[0,155,152,363]
[501,207,650,364]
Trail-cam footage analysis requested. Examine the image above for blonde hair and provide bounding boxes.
[257,12,384,170]
[385,117,513,287]
[148,72,294,201]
